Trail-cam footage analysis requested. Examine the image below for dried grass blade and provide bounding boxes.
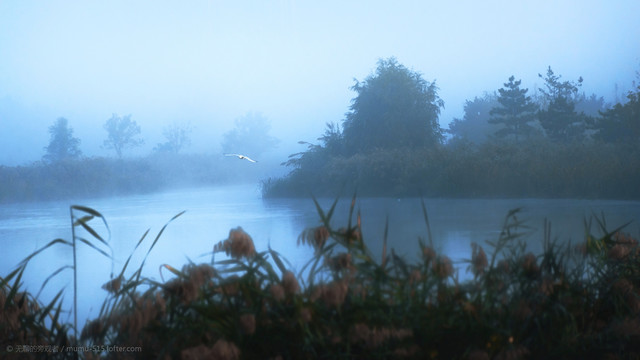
[159,264,182,282]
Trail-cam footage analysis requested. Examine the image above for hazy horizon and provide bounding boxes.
[1,1,639,166]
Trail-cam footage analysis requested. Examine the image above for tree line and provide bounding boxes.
[42,112,279,163]
[0,112,279,202]
[4,57,639,201]
[448,66,637,145]
[262,58,640,199]
[43,114,182,163]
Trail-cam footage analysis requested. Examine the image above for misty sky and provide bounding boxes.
[1,1,639,165]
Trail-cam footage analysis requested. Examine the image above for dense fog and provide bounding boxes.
[1,1,639,170]
[2,3,640,358]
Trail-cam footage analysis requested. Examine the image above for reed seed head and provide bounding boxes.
[471,242,488,276]
[211,339,241,360]
[102,276,123,294]
[269,284,285,302]
[240,313,256,335]
[433,255,454,279]
[282,271,299,295]
[215,227,256,259]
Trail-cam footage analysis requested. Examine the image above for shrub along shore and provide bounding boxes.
[3,138,637,204]
[261,140,640,199]
[1,198,639,359]
[0,153,256,203]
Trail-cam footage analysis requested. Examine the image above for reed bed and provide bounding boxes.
[1,196,639,359]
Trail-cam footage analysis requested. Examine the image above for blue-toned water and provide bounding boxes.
[1,185,639,328]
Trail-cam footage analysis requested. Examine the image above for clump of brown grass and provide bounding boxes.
[214,227,256,259]
[5,198,640,359]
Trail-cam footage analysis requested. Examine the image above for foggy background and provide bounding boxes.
[1,0,639,166]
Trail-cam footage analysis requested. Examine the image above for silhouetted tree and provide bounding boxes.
[593,81,640,144]
[318,122,343,156]
[103,114,144,158]
[447,93,500,144]
[575,92,609,117]
[341,58,444,154]
[221,112,279,158]
[488,76,539,143]
[282,122,343,170]
[43,117,82,163]
[154,121,192,154]
[537,67,586,142]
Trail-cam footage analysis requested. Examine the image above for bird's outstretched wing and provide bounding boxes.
[224,153,257,163]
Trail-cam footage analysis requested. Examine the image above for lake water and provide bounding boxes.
[1,184,639,329]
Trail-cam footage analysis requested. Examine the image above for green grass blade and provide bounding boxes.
[0,267,24,288]
[36,265,72,298]
[391,249,409,278]
[347,192,357,230]
[118,228,151,279]
[71,205,104,218]
[75,219,108,245]
[76,237,112,259]
[382,216,389,268]
[73,215,94,226]
[421,199,433,247]
[147,211,186,257]
[49,299,65,334]
[71,205,111,239]
[19,238,72,267]
[137,211,186,279]
[38,289,64,323]
[326,196,341,225]
[269,245,289,274]
[5,265,26,309]
[312,197,327,224]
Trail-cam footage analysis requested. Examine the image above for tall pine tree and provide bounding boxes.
[537,66,586,142]
[594,81,640,144]
[489,76,538,142]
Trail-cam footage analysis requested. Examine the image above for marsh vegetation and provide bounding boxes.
[2,197,639,359]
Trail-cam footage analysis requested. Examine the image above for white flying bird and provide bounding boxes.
[224,153,257,163]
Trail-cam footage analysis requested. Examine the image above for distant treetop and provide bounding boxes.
[43,117,82,163]
[341,57,444,155]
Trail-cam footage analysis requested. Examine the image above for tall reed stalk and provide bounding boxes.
[69,206,77,344]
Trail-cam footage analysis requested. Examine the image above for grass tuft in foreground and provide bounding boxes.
[2,197,640,359]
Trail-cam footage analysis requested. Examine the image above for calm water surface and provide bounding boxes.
[1,185,639,327]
